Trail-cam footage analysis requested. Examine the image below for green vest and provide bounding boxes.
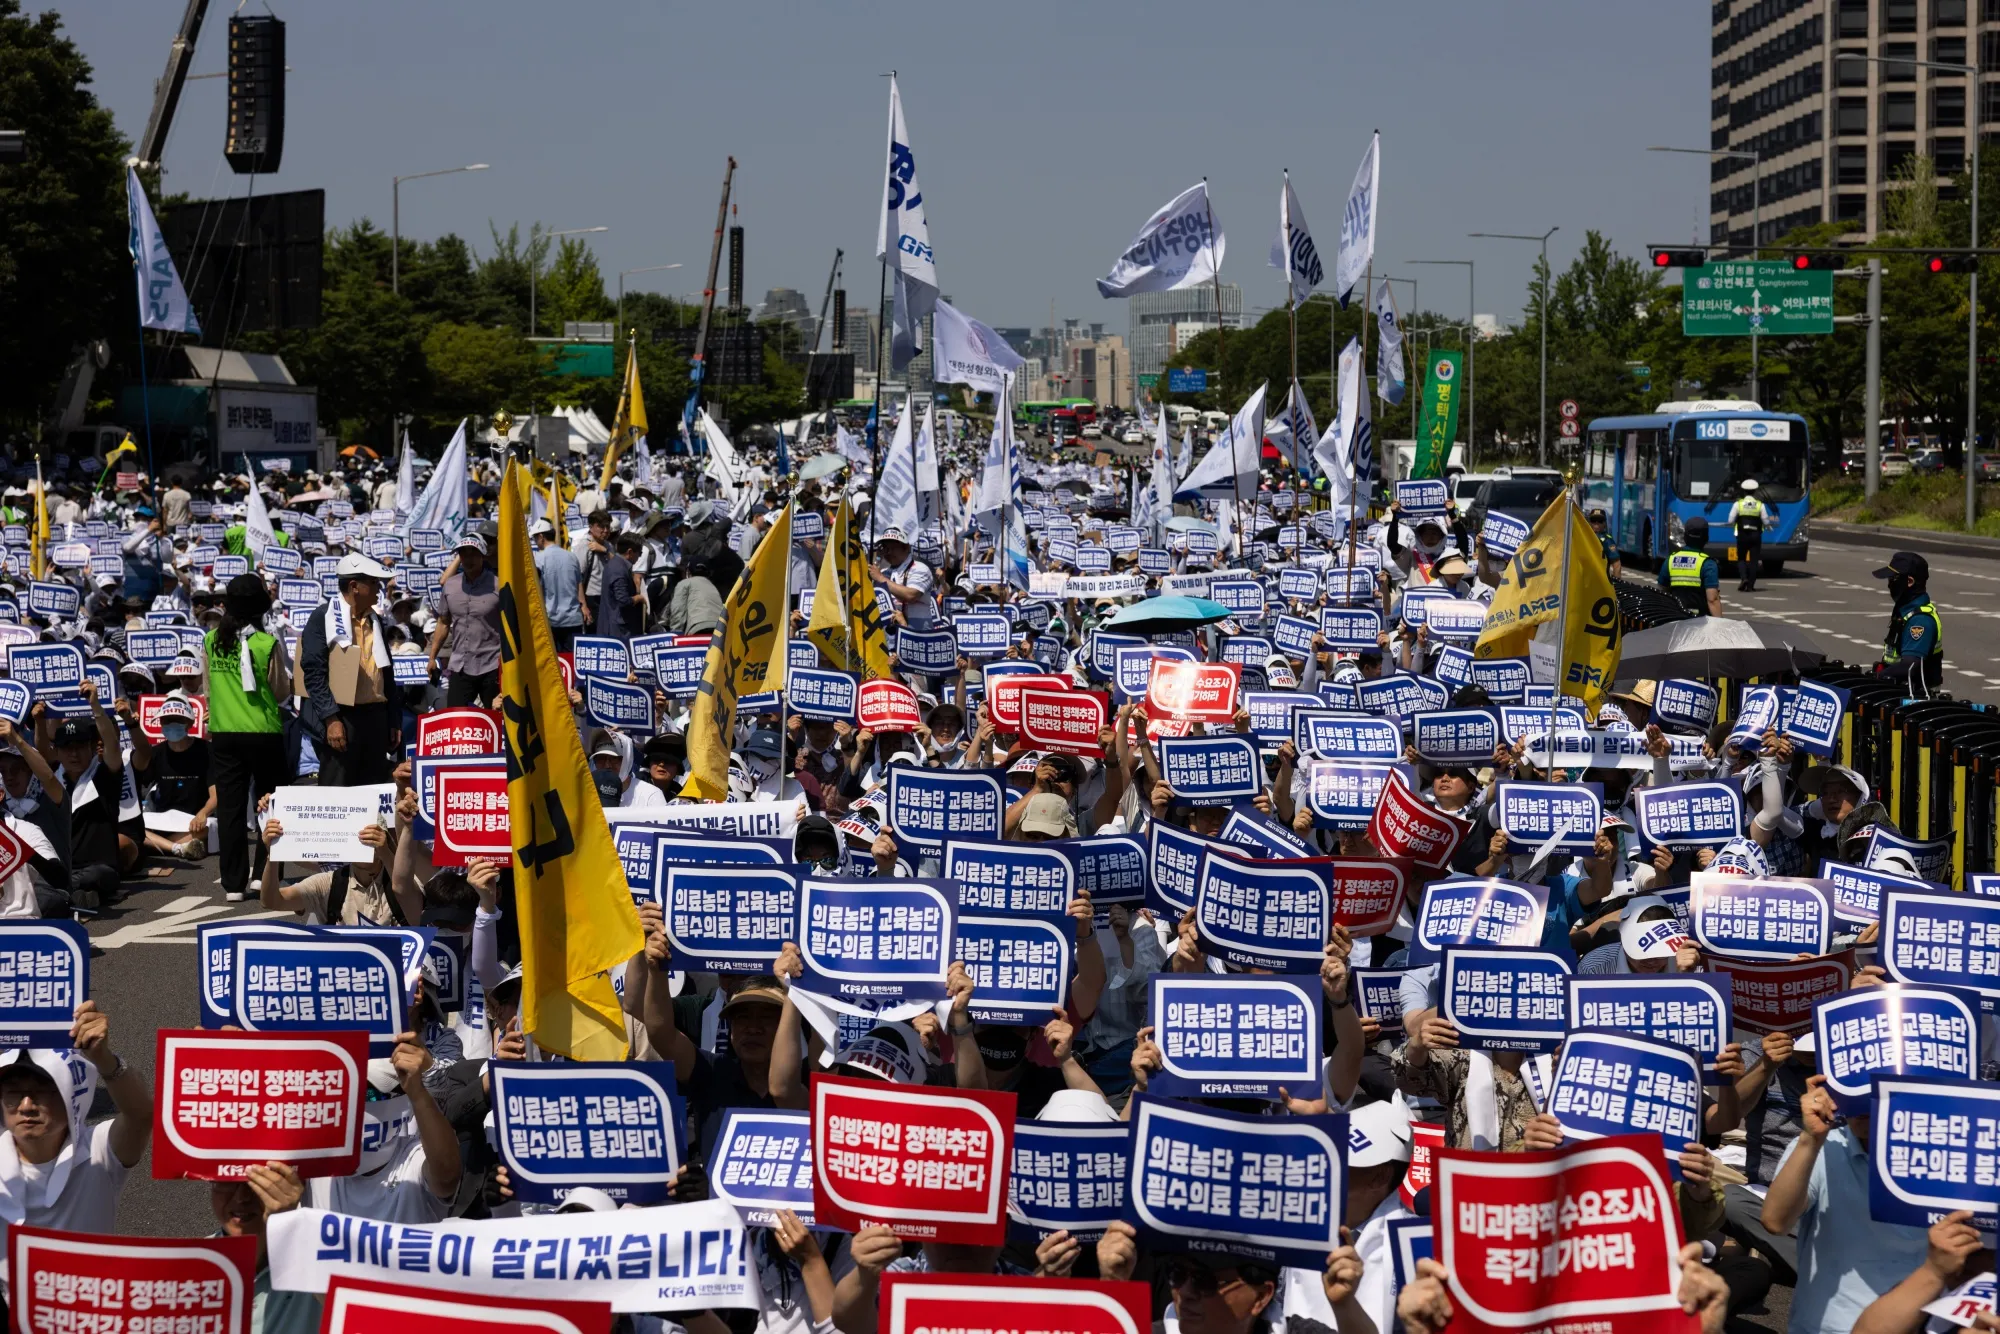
[1666,551,1711,587]
[1885,597,1944,661]
[205,628,283,734]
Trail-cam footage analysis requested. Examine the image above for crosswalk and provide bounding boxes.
[88,893,291,950]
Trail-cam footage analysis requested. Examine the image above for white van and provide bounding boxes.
[1200,410,1230,432]
[1171,406,1199,427]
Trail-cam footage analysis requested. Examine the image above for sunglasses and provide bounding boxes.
[1164,1263,1244,1299]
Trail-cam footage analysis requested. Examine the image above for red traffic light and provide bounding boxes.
[1794,254,1811,269]
[1927,255,1978,273]
[1654,253,1671,268]
[1931,256,1948,273]
[1649,247,1707,269]
[1789,252,1842,270]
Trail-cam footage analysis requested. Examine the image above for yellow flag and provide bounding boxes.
[684,506,794,801]
[601,341,648,491]
[28,463,46,582]
[804,499,892,680]
[496,459,644,1061]
[1474,493,1570,661]
[1475,494,1622,710]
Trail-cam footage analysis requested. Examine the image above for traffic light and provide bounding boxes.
[1790,252,1842,270]
[1650,248,1707,269]
[1927,254,1979,273]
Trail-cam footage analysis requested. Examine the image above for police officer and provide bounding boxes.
[1874,550,1944,694]
[1728,479,1776,592]
[1658,517,1722,617]
[1588,509,1622,579]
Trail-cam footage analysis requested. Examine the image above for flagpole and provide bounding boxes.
[133,307,156,481]
[1283,170,1303,509]
[1547,494,1577,762]
[1200,180,1245,564]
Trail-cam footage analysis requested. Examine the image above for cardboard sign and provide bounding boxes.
[1815,984,1979,1114]
[1433,1135,1692,1334]
[1632,782,1742,852]
[790,878,955,1013]
[430,769,510,867]
[1412,708,1500,765]
[320,1276,611,1334]
[1370,769,1471,870]
[812,1074,1015,1244]
[1009,1121,1129,1243]
[858,678,923,732]
[1408,877,1550,968]
[1653,679,1719,732]
[1147,822,1232,918]
[885,767,1007,851]
[490,1061,683,1204]
[9,1228,258,1334]
[1158,735,1262,806]
[1568,975,1734,1080]
[1149,975,1322,1101]
[1441,948,1573,1053]
[414,707,501,758]
[1019,687,1107,758]
[1493,780,1602,855]
[1870,1077,2000,1232]
[225,930,404,1056]
[1296,711,1401,761]
[0,920,87,1047]
[1708,951,1855,1035]
[988,672,1071,730]
[1881,889,2000,1012]
[1689,874,1832,962]
[661,864,798,973]
[879,1274,1149,1334]
[1194,851,1331,973]
[151,1029,368,1180]
[710,1107,815,1227]
[1146,659,1241,722]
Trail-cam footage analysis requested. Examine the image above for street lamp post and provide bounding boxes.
[1470,228,1558,464]
[617,264,684,346]
[1648,144,1762,401]
[531,227,610,338]
[1410,258,1477,463]
[391,163,489,295]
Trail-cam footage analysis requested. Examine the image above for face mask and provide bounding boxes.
[977,1033,1027,1072]
[593,771,623,804]
[161,723,191,743]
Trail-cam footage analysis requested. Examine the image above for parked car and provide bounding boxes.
[1977,454,2000,482]
[1880,451,1912,478]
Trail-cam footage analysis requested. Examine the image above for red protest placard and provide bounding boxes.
[880,1274,1150,1334]
[431,770,512,868]
[812,1073,1016,1244]
[1433,1135,1696,1334]
[1401,1121,1446,1210]
[151,1029,368,1181]
[1019,687,1108,758]
[1707,950,1855,1036]
[114,473,142,492]
[1145,659,1240,722]
[415,707,501,757]
[321,1276,612,1334]
[859,679,923,733]
[136,694,210,742]
[1369,770,1469,869]
[557,653,575,694]
[10,1226,258,1334]
[1328,857,1413,936]
[988,673,1070,731]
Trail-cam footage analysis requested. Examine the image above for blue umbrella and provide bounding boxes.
[1099,595,1232,634]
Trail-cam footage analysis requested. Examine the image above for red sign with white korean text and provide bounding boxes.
[415,707,501,757]
[431,770,512,868]
[880,1274,1151,1334]
[114,473,142,492]
[137,694,210,742]
[1707,951,1855,1036]
[988,673,1070,731]
[1401,1122,1446,1210]
[1019,687,1108,758]
[321,1276,612,1334]
[1432,1135,1696,1334]
[1369,770,1469,870]
[0,822,29,883]
[557,653,575,694]
[1328,858,1413,936]
[858,679,924,733]
[9,1226,258,1334]
[151,1029,367,1181]
[812,1073,1016,1244]
[1145,660,1240,722]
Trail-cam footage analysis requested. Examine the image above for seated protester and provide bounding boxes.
[0,717,68,910]
[306,1028,463,1224]
[1095,1223,1370,1334]
[45,683,138,913]
[634,732,685,801]
[664,972,790,1157]
[1849,1212,1988,1334]
[774,967,984,1112]
[258,808,420,926]
[135,691,215,862]
[1577,896,1700,975]
[1076,902,1169,1102]
[917,702,968,768]
[1794,763,1867,869]
[207,1162,317,1334]
[0,1003,151,1262]
[587,730,665,808]
[1562,814,1647,956]
[1718,1029,1813,1284]
[1737,746,1807,876]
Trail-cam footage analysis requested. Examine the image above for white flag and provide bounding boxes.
[1175,385,1266,500]
[929,299,1024,394]
[1268,172,1323,309]
[405,420,469,544]
[1374,278,1407,407]
[1097,182,1225,299]
[1325,339,1375,514]
[835,423,871,468]
[1265,382,1319,477]
[1151,409,1176,527]
[868,397,922,541]
[699,410,744,505]
[877,76,939,373]
[394,432,415,516]
[241,457,276,558]
[127,166,200,335]
[1334,133,1380,307]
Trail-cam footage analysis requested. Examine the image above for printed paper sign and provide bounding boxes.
[1019,687,1108,758]
[1493,781,1602,855]
[886,767,1006,851]
[878,1274,1150,1334]
[267,784,396,865]
[1784,680,1849,757]
[1568,975,1733,1080]
[1296,711,1401,761]
[431,770,510,867]
[954,613,1012,657]
[1008,1122,1129,1242]
[1147,822,1231,918]
[1820,858,1942,926]
[1815,984,1979,1114]
[1063,834,1148,908]
[9,1228,258,1334]
[663,865,799,973]
[1278,570,1321,603]
[944,842,1074,917]
[710,1108,815,1227]
[1408,877,1549,969]
[1125,1094,1346,1269]
[410,756,503,841]
[125,628,183,669]
[490,1061,683,1204]
[1547,1031,1704,1174]
[1148,975,1322,1100]
[1870,1077,2000,1231]
[1194,851,1331,973]
[1319,858,1410,936]
[321,1276,612,1334]
[989,672,1071,730]
[859,679,923,732]
[151,1029,367,1180]
[812,1074,1015,1244]
[1147,660,1241,722]
[1440,948,1572,1053]
[1499,705,1590,747]
[790,878,955,1014]
[1396,479,1449,517]
[1158,735,1262,806]
[1653,679,1719,732]
[571,636,629,682]
[1632,782,1742,851]
[1880,889,2000,1012]
[0,921,88,1047]
[954,913,1072,1025]
[7,643,81,696]
[414,707,501,757]
[1709,951,1855,1035]
[1219,806,1312,860]
[1690,874,1832,962]
[227,931,404,1056]
[1370,769,1471,870]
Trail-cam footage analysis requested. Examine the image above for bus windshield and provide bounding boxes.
[1670,421,1808,504]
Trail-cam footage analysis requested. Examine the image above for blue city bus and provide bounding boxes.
[1582,402,1811,574]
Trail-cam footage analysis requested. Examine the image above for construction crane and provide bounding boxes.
[135,0,210,171]
[810,248,843,355]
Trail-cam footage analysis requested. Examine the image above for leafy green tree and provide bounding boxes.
[421,322,546,430]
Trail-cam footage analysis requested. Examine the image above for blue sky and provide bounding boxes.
[60,1,1708,330]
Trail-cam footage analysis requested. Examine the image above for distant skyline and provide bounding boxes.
[60,1,1708,334]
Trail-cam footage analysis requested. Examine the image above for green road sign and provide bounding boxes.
[1138,373,1160,390]
[1682,260,1834,336]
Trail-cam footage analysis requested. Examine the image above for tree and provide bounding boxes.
[421,322,546,431]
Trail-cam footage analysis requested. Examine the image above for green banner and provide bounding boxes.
[1413,349,1463,480]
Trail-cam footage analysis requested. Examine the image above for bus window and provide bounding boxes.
[1670,421,1807,503]
[1637,433,1657,483]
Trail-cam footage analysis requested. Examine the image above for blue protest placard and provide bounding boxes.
[0,921,89,1047]
[260,545,302,576]
[953,612,1012,657]
[710,1108,816,1227]
[228,929,404,1056]
[1869,1077,2000,1230]
[886,767,1007,852]
[1468,657,1530,703]
[1295,711,1401,761]
[1480,511,1531,560]
[1498,705,1591,746]
[1690,875,1833,962]
[1125,1095,1347,1269]
[572,636,630,682]
[0,681,30,725]
[1815,984,1979,1114]
[626,633,673,684]
[1305,760,1396,831]
[1568,975,1733,1080]
[1147,822,1232,918]
[662,865,800,973]
[1194,851,1331,973]
[1218,805,1314,860]
[648,833,792,907]
[1881,889,2000,1012]
[490,1061,684,1205]
[195,920,308,1026]
[1010,1120,1128,1242]
[210,555,249,580]
[1493,780,1602,854]
[955,913,1072,1025]
[1726,685,1785,751]
[1322,568,1377,607]
[1209,578,1266,619]
[1318,607,1383,651]
[1113,645,1191,706]
[425,933,467,1012]
[898,627,959,676]
[1271,614,1318,660]
[7,643,81,697]
[1149,974,1322,1100]
[125,629,182,670]
[1820,859,1943,926]
[328,925,435,993]
[1784,680,1850,757]
[1398,587,1454,631]
[1076,544,1112,575]
[1407,878,1550,968]
[1439,947,1572,1052]
[1547,1030,1704,1174]
[1412,709,1499,765]
[1240,691,1308,745]
[1433,644,1476,694]
[944,841,1074,917]
[652,645,709,695]
[1654,679,1719,732]
[1158,735,1262,806]
[391,655,431,687]
[1355,674,1428,722]
[1870,828,1954,885]
[1395,479,1449,517]
[276,578,320,615]
[1278,569,1320,603]
[584,676,653,733]
[1318,680,1358,709]
[25,583,78,621]
[1425,601,1489,646]
[790,877,955,1013]
[1632,782,1743,852]
[789,668,859,722]
[1353,969,1407,1037]
[1060,834,1148,908]
[1136,548,1171,576]
[1220,636,1275,671]
[1386,1217,1435,1316]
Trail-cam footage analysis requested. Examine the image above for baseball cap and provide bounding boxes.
[335,553,394,581]
[52,718,94,747]
[528,519,554,538]
[1873,551,1929,581]
[1018,791,1077,838]
[719,974,788,1017]
[875,526,909,545]
[1799,763,1868,801]
[1346,1093,1417,1167]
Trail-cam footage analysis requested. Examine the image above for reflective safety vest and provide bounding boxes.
[1884,596,1944,690]
[1729,496,1767,539]
[1667,550,1715,616]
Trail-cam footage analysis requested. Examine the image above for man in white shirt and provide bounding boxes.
[870,527,935,629]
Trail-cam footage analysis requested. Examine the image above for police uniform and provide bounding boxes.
[1875,551,1944,693]
[1659,540,1719,617]
[1728,486,1776,591]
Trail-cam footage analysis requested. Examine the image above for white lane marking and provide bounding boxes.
[91,901,287,949]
